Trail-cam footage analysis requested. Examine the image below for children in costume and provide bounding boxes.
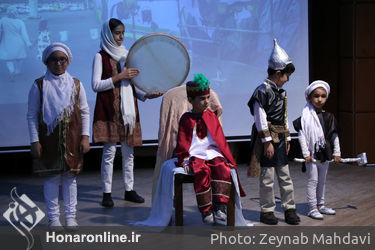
[151,85,223,201]
[91,18,162,207]
[293,80,341,220]
[173,74,246,224]
[27,42,90,231]
[248,39,300,225]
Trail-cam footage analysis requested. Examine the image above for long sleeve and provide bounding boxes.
[332,133,341,157]
[91,53,114,92]
[134,86,147,102]
[26,82,41,143]
[298,130,310,158]
[78,82,90,136]
[253,101,272,143]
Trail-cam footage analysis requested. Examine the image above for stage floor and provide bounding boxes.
[1,161,374,227]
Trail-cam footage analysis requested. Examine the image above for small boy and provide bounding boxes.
[173,74,245,224]
[247,39,300,225]
[293,80,341,220]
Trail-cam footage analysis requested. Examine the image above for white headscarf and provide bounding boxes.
[100,19,136,134]
[301,80,331,154]
[41,42,76,135]
[100,20,128,62]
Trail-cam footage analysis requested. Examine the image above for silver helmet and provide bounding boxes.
[268,39,292,70]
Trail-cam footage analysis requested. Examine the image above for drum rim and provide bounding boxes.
[126,33,191,94]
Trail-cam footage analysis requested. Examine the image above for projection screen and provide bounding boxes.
[0,0,308,148]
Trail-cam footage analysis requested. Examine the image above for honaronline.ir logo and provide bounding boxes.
[3,187,45,250]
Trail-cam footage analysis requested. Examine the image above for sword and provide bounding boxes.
[294,152,368,166]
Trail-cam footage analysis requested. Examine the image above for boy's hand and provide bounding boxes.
[183,164,192,174]
[263,141,274,159]
[30,142,42,158]
[80,135,90,154]
[287,141,290,154]
[333,156,341,163]
[305,156,313,163]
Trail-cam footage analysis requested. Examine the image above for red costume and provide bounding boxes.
[173,109,245,212]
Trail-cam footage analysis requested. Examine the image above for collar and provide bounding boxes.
[264,78,280,90]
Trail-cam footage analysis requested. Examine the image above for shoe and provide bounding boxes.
[124,190,145,203]
[201,211,214,224]
[65,218,79,232]
[214,210,227,225]
[285,209,300,225]
[318,206,336,215]
[260,212,278,225]
[308,209,324,220]
[213,202,227,225]
[48,219,64,232]
[101,192,114,208]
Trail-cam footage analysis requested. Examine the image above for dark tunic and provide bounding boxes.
[92,50,142,146]
[33,77,83,175]
[248,81,289,167]
[293,111,339,162]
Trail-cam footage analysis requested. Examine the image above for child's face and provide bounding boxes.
[46,51,69,76]
[111,25,125,46]
[274,71,291,87]
[189,94,210,113]
[309,87,327,110]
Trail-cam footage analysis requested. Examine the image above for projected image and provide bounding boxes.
[0,0,308,147]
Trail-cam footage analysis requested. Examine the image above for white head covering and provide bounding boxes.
[100,19,128,62]
[42,42,72,65]
[100,19,136,134]
[268,39,292,70]
[304,80,330,101]
[301,80,331,155]
[42,42,76,135]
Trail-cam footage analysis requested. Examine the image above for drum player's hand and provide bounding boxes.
[146,92,163,99]
[121,67,139,79]
[112,68,139,85]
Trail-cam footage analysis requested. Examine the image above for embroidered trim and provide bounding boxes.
[198,202,212,208]
[212,180,231,185]
[196,187,212,208]
[212,193,230,198]
[259,129,271,139]
[196,187,211,195]
[211,180,231,198]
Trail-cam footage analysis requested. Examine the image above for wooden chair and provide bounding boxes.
[174,173,236,226]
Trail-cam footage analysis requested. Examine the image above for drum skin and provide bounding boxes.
[126,33,190,94]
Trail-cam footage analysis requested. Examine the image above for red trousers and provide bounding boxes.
[189,156,232,212]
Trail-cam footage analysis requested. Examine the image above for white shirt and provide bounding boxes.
[253,100,291,143]
[183,124,223,164]
[298,131,341,158]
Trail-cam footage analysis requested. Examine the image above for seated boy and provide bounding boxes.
[173,74,245,224]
